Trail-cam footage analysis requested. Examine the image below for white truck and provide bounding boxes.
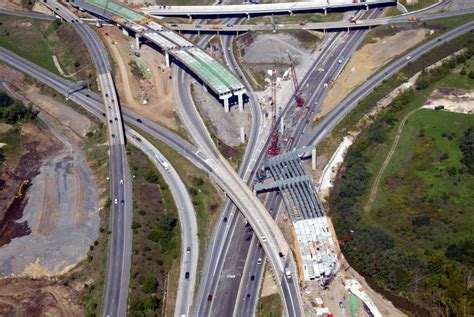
[161,161,170,171]
[154,153,170,171]
[285,267,292,279]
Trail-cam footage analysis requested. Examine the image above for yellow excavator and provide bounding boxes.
[15,179,30,198]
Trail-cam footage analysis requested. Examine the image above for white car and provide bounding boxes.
[114,198,118,204]
[261,236,267,242]
[120,179,123,184]
[257,258,262,265]
[406,55,412,60]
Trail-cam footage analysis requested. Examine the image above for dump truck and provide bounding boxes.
[408,17,418,22]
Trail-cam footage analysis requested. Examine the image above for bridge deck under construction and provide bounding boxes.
[70,0,245,99]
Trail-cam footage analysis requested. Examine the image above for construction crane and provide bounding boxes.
[288,53,305,107]
[268,69,280,156]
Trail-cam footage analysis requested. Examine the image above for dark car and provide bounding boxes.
[109,120,113,123]
[207,294,213,302]
[137,118,142,123]
[171,24,178,27]
[250,275,255,281]
[120,200,124,206]
[112,133,115,138]
[246,294,251,300]
[223,217,228,222]
[185,272,190,279]
[279,252,284,258]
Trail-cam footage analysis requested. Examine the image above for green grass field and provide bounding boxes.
[0,14,93,81]
[330,47,474,315]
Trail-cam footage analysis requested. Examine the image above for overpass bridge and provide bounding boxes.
[164,8,474,33]
[142,0,396,18]
[69,0,246,112]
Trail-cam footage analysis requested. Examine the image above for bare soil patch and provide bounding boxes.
[0,278,83,316]
[97,26,177,130]
[321,28,429,116]
[422,88,474,114]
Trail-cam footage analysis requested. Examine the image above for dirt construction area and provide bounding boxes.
[97,26,178,130]
[422,88,474,114]
[0,64,100,314]
[321,28,429,116]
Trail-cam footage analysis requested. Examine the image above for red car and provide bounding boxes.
[208,294,213,302]
[299,22,306,26]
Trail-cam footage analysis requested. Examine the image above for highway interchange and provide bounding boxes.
[1,0,473,315]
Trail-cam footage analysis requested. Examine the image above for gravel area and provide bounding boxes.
[192,82,251,147]
[0,113,99,278]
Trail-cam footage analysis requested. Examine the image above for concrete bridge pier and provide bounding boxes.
[246,13,250,20]
[312,148,317,170]
[165,51,170,68]
[240,127,245,143]
[365,3,369,10]
[135,33,140,50]
[122,26,129,37]
[221,95,231,112]
[236,91,245,112]
[323,8,327,16]
[188,14,192,21]
[289,10,293,16]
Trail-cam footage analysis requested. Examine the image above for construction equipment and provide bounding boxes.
[268,69,280,156]
[15,179,30,198]
[288,53,304,107]
[408,16,418,22]
[340,229,354,249]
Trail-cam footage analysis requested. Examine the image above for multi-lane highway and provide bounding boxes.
[303,20,474,148]
[172,35,304,315]
[42,2,132,316]
[0,45,201,316]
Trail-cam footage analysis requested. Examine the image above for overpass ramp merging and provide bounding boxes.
[70,0,246,111]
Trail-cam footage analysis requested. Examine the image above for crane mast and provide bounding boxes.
[288,53,305,107]
[268,69,280,156]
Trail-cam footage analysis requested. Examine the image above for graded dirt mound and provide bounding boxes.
[0,278,83,316]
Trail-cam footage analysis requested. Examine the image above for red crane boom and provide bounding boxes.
[268,69,280,156]
[288,53,304,107]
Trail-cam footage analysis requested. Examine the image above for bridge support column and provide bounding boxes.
[135,33,140,50]
[221,95,230,112]
[165,51,170,68]
[323,8,327,16]
[240,127,245,143]
[289,10,293,16]
[235,91,245,112]
[280,115,284,135]
[122,26,129,37]
[246,13,250,20]
[312,148,317,170]
[365,4,369,10]
[188,14,192,21]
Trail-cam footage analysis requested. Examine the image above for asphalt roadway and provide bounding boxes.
[0,44,201,316]
[126,129,199,317]
[172,43,304,316]
[167,6,473,33]
[38,2,132,316]
[303,20,474,148]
